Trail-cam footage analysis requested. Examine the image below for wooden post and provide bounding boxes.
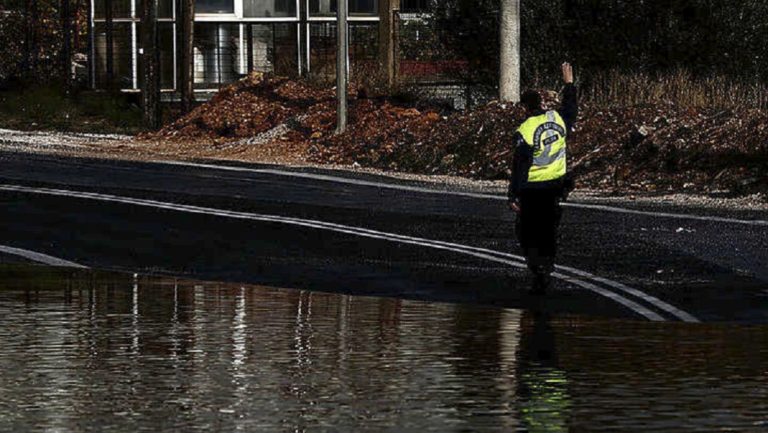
[499,0,520,102]
[87,0,95,88]
[378,0,398,91]
[105,0,115,90]
[246,24,254,73]
[177,0,195,112]
[142,0,161,129]
[336,0,348,134]
[298,0,309,76]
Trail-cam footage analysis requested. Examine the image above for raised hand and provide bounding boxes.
[562,62,574,84]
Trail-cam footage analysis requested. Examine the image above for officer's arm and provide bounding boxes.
[558,63,578,132]
[508,133,533,204]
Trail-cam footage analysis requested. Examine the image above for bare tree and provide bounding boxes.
[499,0,520,102]
[60,0,72,93]
[23,0,40,80]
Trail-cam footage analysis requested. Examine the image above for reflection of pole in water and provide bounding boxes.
[131,274,139,356]
[338,294,350,363]
[294,290,313,369]
[233,287,247,368]
[193,284,205,361]
[498,309,523,431]
[231,286,248,414]
[517,311,571,433]
[170,281,180,363]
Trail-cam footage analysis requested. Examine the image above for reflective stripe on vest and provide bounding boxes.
[517,110,567,183]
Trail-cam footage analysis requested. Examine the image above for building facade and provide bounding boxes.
[89,0,404,92]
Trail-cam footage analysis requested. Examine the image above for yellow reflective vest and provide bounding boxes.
[517,110,567,183]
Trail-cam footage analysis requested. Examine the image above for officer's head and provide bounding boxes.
[521,89,542,113]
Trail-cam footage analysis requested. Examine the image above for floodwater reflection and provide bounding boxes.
[0,266,766,432]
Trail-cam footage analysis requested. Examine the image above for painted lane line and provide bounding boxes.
[0,245,88,268]
[560,203,768,228]
[1,184,675,322]
[555,264,700,323]
[157,160,505,199]
[156,160,768,227]
[239,212,693,322]
[422,243,699,323]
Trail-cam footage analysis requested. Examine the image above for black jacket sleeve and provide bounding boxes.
[508,132,533,203]
[558,83,578,133]
[558,83,578,199]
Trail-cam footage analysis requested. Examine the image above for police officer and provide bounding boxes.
[508,63,578,294]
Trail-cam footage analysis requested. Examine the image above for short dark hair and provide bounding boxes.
[521,89,542,112]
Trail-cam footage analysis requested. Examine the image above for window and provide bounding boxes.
[309,0,378,16]
[400,0,429,13]
[93,22,133,88]
[93,0,132,19]
[195,0,234,14]
[309,0,336,16]
[350,0,376,15]
[242,0,297,17]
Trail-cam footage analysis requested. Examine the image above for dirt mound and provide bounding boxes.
[142,73,767,196]
[571,105,768,193]
[311,95,768,195]
[146,73,334,140]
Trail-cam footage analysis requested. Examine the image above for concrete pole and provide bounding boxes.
[336,0,348,134]
[499,0,520,102]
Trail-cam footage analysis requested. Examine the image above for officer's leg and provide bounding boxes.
[542,192,562,273]
[521,193,550,294]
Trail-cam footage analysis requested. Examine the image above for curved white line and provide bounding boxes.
[0,245,88,268]
[157,160,768,227]
[0,184,684,322]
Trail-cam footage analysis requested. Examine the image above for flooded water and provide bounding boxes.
[0,266,766,432]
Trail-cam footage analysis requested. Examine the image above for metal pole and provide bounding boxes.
[335,0,348,134]
[499,0,520,102]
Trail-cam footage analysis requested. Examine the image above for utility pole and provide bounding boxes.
[499,0,520,102]
[335,0,348,134]
[142,0,161,129]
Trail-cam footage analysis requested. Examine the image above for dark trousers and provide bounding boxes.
[515,188,563,273]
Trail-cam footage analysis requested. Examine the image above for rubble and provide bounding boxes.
[144,73,335,141]
[139,73,768,197]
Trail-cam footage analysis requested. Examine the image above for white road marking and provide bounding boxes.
[0,245,88,268]
[1,184,700,322]
[156,160,768,227]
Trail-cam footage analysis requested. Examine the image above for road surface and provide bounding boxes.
[1,151,766,322]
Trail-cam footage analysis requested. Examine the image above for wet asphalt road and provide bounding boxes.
[1,151,767,323]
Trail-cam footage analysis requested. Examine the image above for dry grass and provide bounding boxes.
[582,69,768,110]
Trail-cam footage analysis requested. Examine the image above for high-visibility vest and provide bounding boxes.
[517,110,567,183]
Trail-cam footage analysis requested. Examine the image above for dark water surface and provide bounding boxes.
[0,266,766,432]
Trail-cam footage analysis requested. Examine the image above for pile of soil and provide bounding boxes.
[145,73,768,196]
[146,73,335,140]
[313,98,768,195]
[571,105,768,193]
